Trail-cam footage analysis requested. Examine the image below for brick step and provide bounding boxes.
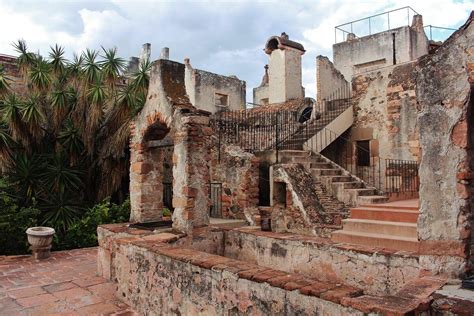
[331,230,419,252]
[357,195,389,205]
[341,219,418,238]
[311,168,342,176]
[351,207,419,223]
[358,203,419,211]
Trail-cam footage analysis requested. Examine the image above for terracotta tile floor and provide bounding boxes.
[0,247,136,315]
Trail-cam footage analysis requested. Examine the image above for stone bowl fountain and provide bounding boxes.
[26,227,55,259]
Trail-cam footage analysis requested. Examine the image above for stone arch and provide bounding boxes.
[129,113,173,223]
[129,59,212,233]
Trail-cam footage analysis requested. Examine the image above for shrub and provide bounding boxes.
[55,198,130,250]
[0,193,40,255]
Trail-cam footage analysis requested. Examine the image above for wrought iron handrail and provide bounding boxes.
[305,127,419,195]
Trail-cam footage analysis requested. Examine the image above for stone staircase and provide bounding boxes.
[278,150,388,206]
[332,201,420,251]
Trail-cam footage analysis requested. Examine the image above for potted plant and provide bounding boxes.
[26,227,55,259]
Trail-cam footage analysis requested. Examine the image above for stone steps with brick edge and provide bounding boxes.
[350,205,419,223]
[332,200,421,252]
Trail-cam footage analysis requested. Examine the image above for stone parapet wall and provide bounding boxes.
[224,227,465,296]
[98,223,453,314]
[113,240,364,315]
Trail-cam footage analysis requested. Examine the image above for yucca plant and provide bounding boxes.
[0,40,150,231]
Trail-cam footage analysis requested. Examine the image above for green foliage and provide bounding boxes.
[0,40,150,234]
[56,198,130,250]
[162,207,171,217]
[0,40,149,254]
[0,192,40,255]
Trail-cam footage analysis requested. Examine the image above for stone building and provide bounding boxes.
[0,6,460,315]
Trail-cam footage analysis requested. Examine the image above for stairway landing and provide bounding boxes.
[332,199,420,252]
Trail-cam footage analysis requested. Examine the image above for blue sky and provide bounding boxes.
[0,0,472,101]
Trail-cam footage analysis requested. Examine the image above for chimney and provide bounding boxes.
[139,43,151,62]
[160,47,170,60]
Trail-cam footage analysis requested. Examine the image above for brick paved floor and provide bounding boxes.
[0,247,136,315]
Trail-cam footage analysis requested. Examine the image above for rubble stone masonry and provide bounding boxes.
[416,12,474,273]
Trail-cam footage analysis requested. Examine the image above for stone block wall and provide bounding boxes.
[210,144,259,220]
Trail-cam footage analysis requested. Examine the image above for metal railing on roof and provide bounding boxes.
[424,25,457,42]
[335,6,419,43]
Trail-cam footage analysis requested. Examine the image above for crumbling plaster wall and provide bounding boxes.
[184,60,246,113]
[416,13,474,269]
[351,61,420,162]
[130,59,212,233]
[210,144,259,220]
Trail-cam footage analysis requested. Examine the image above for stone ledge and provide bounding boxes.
[233,226,469,258]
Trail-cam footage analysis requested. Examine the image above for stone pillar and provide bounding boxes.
[172,113,212,233]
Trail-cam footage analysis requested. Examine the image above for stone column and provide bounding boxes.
[172,113,212,233]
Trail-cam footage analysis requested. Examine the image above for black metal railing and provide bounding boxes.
[306,127,419,195]
[163,182,173,211]
[212,85,352,161]
[209,182,222,218]
[385,159,419,194]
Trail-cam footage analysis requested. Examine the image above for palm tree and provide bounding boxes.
[0,40,150,230]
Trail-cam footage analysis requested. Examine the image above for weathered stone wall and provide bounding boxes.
[184,59,246,114]
[351,61,420,162]
[270,164,347,237]
[110,235,364,315]
[210,144,259,220]
[129,59,212,233]
[316,55,350,103]
[224,228,465,296]
[416,12,474,272]
[333,18,428,81]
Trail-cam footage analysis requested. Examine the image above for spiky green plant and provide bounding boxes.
[0,40,150,231]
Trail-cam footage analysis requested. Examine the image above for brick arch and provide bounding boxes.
[129,111,173,223]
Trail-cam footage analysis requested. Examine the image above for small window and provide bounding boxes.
[357,140,370,167]
[215,93,229,107]
[261,98,269,106]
